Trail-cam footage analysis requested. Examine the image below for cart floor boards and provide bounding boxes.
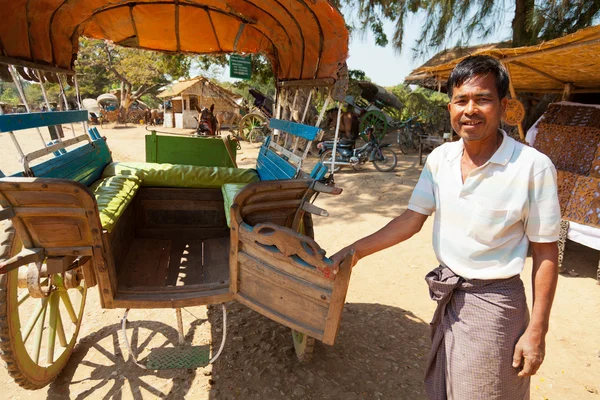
[118,237,230,288]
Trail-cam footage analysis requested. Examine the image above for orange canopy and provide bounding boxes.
[0,0,349,82]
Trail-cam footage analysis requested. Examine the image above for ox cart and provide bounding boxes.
[344,81,404,140]
[237,88,275,143]
[0,0,352,390]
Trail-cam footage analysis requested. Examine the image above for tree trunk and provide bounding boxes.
[512,0,536,47]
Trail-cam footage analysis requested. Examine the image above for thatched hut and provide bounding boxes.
[158,76,243,129]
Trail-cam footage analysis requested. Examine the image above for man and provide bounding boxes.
[332,55,560,399]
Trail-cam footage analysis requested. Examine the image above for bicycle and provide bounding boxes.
[395,116,424,154]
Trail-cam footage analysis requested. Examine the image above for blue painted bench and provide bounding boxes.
[221,118,329,226]
[0,111,127,232]
[0,111,109,185]
[256,118,327,181]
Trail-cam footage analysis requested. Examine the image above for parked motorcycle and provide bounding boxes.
[317,126,398,172]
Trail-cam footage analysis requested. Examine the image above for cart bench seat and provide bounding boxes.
[218,118,328,227]
[95,162,259,232]
[101,162,260,188]
[91,175,141,233]
[221,183,249,227]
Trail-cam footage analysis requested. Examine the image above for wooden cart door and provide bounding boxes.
[229,222,353,346]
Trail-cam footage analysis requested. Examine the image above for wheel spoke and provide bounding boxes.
[32,297,49,364]
[22,298,47,343]
[17,292,30,306]
[56,310,67,348]
[58,290,78,324]
[47,292,59,364]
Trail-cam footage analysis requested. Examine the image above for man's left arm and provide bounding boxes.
[512,241,558,377]
[513,161,561,378]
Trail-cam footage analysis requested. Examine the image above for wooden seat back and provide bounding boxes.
[0,178,113,302]
[257,118,326,181]
[0,111,112,186]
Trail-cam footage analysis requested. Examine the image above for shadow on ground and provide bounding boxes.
[48,320,201,399]
[560,240,599,281]
[208,302,430,400]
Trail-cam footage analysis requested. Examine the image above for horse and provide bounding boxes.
[215,110,240,134]
[195,104,218,135]
[323,107,359,142]
[144,109,152,125]
[150,109,163,125]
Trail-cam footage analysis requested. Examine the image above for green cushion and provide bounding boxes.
[221,183,250,227]
[101,162,259,188]
[90,175,141,233]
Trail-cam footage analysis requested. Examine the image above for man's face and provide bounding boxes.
[447,74,508,142]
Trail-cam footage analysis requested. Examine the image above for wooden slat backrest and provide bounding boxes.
[229,179,352,345]
[256,119,323,181]
[268,119,321,141]
[0,178,114,304]
[0,110,88,132]
[11,139,112,187]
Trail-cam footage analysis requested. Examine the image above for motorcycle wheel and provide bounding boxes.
[320,150,344,173]
[373,147,398,172]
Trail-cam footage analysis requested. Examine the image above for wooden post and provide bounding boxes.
[301,89,314,124]
[331,103,343,175]
[37,70,65,143]
[503,63,525,140]
[9,65,47,146]
[57,74,77,138]
[315,94,331,128]
[562,83,574,101]
[0,100,25,160]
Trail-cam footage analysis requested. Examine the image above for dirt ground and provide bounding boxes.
[0,124,599,399]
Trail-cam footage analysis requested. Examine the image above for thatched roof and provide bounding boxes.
[159,76,241,100]
[157,79,201,98]
[405,25,600,94]
[419,42,512,69]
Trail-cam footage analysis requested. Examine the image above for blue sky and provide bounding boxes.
[215,9,514,87]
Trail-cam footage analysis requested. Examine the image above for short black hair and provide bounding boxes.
[447,55,509,99]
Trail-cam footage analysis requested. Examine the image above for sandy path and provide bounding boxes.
[0,125,598,399]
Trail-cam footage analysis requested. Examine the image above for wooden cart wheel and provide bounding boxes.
[0,221,87,389]
[292,330,315,363]
[359,110,388,141]
[239,113,267,143]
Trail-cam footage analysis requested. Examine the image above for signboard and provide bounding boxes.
[229,54,252,80]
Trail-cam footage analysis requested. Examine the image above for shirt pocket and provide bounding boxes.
[466,203,511,244]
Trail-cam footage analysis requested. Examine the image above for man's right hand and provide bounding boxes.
[330,246,359,272]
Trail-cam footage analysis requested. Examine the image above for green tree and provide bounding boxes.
[346,0,600,56]
[390,84,450,132]
[76,38,193,119]
[75,39,112,99]
[0,82,19,106]
[225,54,276,100]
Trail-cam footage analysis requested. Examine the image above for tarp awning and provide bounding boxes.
[406,25,600,94]
[0,0,349,82]
[357,81,403,110]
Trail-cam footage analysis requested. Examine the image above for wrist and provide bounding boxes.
[526,323,548,338]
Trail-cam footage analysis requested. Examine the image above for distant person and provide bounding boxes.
[331,55,560,399]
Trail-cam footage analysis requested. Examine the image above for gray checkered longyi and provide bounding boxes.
[424,265,530,400]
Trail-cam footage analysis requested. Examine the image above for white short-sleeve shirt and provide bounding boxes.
[408,130,561,280]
